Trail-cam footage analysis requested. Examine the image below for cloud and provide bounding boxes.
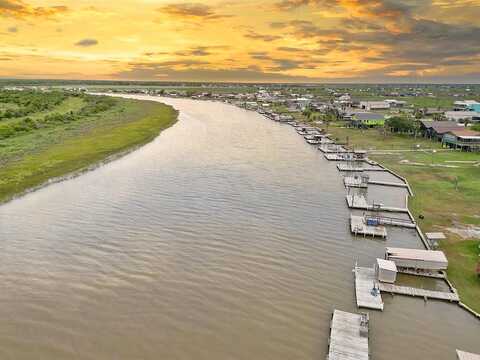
[0,0,68,19]
[74,38,98,47]
[111,63,319,83]
[158,3,232,20]
[244,30,281,42]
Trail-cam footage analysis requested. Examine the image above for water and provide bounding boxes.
[0,96,478,360]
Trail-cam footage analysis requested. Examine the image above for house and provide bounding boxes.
[442,129,480,152]
[359,101,390,111]
[385,99,406,108]
[445,111,480,123]
[375,258,397,283]
[385,247,448,271]
[350,112,385,128]
[454,100,480,112]
[419,120,462,140]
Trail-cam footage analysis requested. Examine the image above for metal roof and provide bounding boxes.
[386,247,448,263]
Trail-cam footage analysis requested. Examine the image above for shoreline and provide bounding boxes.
[0,95,178,206]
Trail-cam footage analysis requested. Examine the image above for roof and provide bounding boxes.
[385,247,448,263]
[446,129,480,139]
[457,350,480,360]
[420,120,461,134]
[353,112,385,121]
[376,258,397,272]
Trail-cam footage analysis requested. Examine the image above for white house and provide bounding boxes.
[359,101,390,110]
[445,111,480,123]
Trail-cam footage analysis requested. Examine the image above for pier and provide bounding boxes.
[346,195,409,213]
[328,310,370,360]
[379,282,459,302]
[354,267,384,310]
[350,215,387,238]
[337,164,387,172]
[344,176,368,188]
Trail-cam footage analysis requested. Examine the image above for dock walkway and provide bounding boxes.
[346,195,408,213]
[354,267,384,311]
[379,283,459,302]
[337,164,387,172]
[328,310,369,360]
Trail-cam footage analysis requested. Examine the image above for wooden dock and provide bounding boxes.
[379,283,459,302]
[344,176,368,188]
[337,164,387,172]
[319,145,348,153]
[368,180,409,188]
[354,267,384,311]
[350,215,387,238]
[328,310,370,360]
[325,154,365,161]
[346,195,409,213]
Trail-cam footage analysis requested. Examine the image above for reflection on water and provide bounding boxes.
[0,96,478,360]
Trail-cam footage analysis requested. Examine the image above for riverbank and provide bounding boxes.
[0,93,178,204]
[326,125,480,313]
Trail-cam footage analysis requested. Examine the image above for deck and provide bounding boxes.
[379,283,459,302]
[346,195,408,213]
[354,267,384,311]
[344,176,368,188]
[337,164,387,172]
[324,154,366,161]
[350,215,387,238]
[328,310,369,360]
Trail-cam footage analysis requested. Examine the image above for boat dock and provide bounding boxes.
[325,154,365,162]
[368,180,409,188]
[350,215,387,238]
[344,176,368,188]
[354,267,384,310]
[346,195,409,213]
[327,310,370,360]
[379,283,459,302]
[319,145,348,153]
[337,164,387,172]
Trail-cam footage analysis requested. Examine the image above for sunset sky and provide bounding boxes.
[1,0,480,82]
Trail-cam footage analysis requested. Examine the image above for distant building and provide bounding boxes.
[442,129,480,152]
[350,112,385,128]
[385,99,406,108]
[445,111,480,123]
[454,100,480,112]
[359,101,390,111]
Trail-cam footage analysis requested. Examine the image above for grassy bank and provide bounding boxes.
[0,92,178,204]
[327,125,480,313]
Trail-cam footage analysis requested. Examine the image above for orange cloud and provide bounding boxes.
[0,0,68,18]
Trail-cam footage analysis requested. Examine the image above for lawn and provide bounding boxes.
[325,125,480,313]
[0,93,178,204]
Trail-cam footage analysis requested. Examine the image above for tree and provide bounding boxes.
[385,116,415,133]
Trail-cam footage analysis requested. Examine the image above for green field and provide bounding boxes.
[327,125,480,313]
[0,91,178,204]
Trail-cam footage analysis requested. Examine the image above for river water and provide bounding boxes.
[0,96,478,360]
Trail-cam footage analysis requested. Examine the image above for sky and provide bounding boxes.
[1,0,480,83]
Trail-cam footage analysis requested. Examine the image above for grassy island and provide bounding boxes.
[0,90,177,204]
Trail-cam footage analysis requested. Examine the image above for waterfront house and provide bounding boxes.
[419,120,462,140]
[442,129,480,151]
[385,247,448,271]
[350,112,385,128]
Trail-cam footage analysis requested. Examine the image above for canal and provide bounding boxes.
[0,96,478,359]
